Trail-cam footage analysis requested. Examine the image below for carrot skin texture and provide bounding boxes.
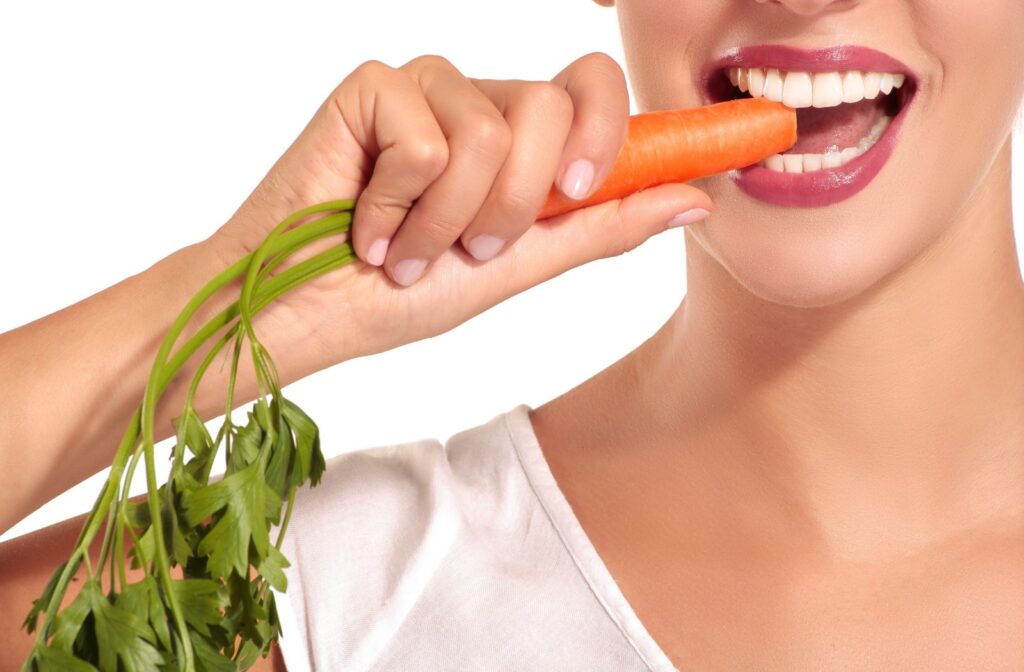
[538,97,797,220]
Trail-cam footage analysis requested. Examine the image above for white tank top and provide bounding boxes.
[274,403,678,672]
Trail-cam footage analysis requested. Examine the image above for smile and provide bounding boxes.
[701,45,919,208]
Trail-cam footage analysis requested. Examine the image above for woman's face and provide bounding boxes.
[602,0,1024,308]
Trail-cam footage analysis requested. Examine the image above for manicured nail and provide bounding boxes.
[560,159,595,200]
[467,234,505,261]
[393,258,427,286]
[666,208,710,229]
[367,237,390,266]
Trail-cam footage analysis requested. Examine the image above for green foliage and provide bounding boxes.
[20,201,353,671]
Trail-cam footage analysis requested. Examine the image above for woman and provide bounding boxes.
[3,0,1023,669]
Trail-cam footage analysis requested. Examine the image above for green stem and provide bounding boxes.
[136,202,352,670]
[33,408,142,651]
[274,485,298,550]
[118,442,148,583]
[27,202,356,669]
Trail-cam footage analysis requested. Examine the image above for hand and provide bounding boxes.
[210,52,713,370]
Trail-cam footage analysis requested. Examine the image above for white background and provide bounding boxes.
[2,1,1022,542]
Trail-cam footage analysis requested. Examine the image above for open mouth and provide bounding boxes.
[701,45,918,207]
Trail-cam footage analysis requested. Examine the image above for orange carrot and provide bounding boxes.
[538,97,796,220]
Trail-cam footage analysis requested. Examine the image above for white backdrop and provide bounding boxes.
[2,1,1022,542]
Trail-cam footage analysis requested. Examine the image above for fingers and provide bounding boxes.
[377,55,514,285]
[345,61,453,272]
[549,53,631,202]
[448,53,627,269]
[499,182,713,298]
[347,52,635,289]
[456,78,574,263]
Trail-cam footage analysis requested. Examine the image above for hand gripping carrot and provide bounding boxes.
[538,97,797,220]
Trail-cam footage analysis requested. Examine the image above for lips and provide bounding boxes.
[699,45,919,208]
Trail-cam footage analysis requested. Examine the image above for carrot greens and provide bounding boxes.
[21,200,356,672]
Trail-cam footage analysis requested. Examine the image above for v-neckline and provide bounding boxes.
[502,403,681,672]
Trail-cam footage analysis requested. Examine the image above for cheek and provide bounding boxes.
[617,1,741,111]
[904,1,1024,221]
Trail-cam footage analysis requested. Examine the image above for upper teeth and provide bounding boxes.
[727,67,906,108]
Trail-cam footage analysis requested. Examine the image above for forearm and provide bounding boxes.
[0,232,316,534]
[0,497,287,670]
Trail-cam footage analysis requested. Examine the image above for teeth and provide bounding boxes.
[737,67,750,93]
[841,71,865,104]
[840,147,861,164]
[821,151,844,169]
[748,67,766,97]
[811,72,844,108]
[763,68,784,101]
[757,114,892,174]
[727,67,906,108]
[782,71,813,108]
[782,154,805,173]
[862,71,882,99]
[721,66,906,174]
[879,72,895,95]
[765,154,785,172]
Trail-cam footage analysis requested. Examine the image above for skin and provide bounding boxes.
[0,34,710,672]
[1,0,1022,669]
[530,0,1024,668]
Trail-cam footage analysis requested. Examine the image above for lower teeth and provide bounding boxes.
[760,114,893,173]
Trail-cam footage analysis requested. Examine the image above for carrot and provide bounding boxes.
[538,96,797,220]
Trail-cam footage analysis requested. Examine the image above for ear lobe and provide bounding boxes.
[592,0,615,6]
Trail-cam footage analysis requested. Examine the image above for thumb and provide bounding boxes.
[501,182,712,291]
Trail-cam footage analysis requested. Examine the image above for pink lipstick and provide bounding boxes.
[700,45,918,208]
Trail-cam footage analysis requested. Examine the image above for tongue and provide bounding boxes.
[790,97,888,154]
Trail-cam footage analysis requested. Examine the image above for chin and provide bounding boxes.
[682,204,919,310]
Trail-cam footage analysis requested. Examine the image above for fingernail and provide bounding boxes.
[393,258,427,286]
[467,234,505,261]
[367,237,390,266]
[666,208,710,229]
[560,159,595,200]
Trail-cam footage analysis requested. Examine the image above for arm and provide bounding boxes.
[0,50,694,536]
[0,506,287,671]
[0,233,314,535]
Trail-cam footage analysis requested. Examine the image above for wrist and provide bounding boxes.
[179,226,339,397]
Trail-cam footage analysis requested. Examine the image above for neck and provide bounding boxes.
[639,141,1024,561]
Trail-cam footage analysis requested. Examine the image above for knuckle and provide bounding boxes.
[467,115,512,157]
[412,211,464,245]
[605,236,636,258]
[524,81,574,119]
[621,235,644,255]
[403,53,456,73]
[352,59,393,81]
[578,51,627,83]
[594,204,630,258]
[361,190,412,222]
[338,60,397,99]
[405,140,450,178]
[494,184,537,218]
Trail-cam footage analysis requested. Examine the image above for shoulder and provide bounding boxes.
[273,404,535,671]
[284,403,527,541]
[285,403,535,533]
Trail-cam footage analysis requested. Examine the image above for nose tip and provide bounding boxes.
[754,0,855,16]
